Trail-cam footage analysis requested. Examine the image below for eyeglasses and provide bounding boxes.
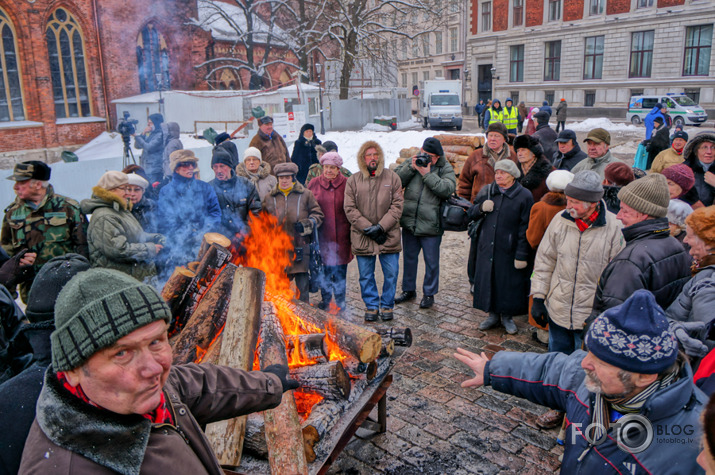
[177,162,197,169]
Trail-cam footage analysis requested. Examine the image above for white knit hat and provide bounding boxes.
[546,170,574,192]
[244,147,262,161]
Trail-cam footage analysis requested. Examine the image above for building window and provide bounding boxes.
[544,91,555,106]
[435,32,443,55]
[137,23,171,93]
[423,71,430,81]
[450,27,458,52]
[482,2,492,32]
[412,72,418,88]
[585,90,596,107]
[510,45,524,82]
[422,34,429,56]
[636,0,654,7]
[412,39,419,57]
[629,30,654,78]
[513,0,523,26]
[588,0,604,15]
[548,0,561,21]
[402,72,407,87]
[544,41,561,81]
[46,8,91,119]
[510,91,520,104]
[450,0,460,13]
[401,38,408,60]
[685,88,701,104]
[583,36,604,79]
[683,25,712,76]
[0,9,24,121]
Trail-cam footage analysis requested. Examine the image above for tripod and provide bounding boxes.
[122,133,137,169]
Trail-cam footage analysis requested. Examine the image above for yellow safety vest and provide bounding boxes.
[502,107,518,130]
[487,108,503,126]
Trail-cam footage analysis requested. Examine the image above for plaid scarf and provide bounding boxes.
[57,372,174,425]
[590,363,679,442]
[575,204,601,233]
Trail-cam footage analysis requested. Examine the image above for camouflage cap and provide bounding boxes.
[7,160,51,182]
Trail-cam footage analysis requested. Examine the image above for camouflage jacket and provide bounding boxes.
[1,185,88,271]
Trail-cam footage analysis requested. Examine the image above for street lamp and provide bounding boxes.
[315,63,326,135]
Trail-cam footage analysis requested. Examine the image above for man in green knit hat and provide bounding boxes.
[19,268,298,473]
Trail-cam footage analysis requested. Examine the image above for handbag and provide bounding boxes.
[633,142,648,171]
[467,185,492,239]
[441,194,473,232]
[308,219,324,293]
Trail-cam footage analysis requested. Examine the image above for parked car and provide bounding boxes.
[627,93,707,127]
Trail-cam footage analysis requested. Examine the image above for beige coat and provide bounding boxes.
[530,204,624,330]
[650,147,685,174]
[344,141,403,256]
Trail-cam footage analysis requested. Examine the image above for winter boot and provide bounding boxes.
[501,315,517,335]
[479,312,500,331]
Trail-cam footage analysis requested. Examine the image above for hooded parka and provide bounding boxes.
[683,133,715,206]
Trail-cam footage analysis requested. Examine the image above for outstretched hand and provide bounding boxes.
[453,348,490,388]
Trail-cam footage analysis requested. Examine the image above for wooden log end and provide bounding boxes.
[301,426,319,463]
[358,333,383,363]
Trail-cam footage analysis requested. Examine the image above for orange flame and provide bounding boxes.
[294,391,324,420]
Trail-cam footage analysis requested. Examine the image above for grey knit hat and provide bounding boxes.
[51,268,171,371]
[494,159,521,179]
[565,170,603,202]
[617,173,670,218]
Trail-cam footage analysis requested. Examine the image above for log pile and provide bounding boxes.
[394,134,486,177]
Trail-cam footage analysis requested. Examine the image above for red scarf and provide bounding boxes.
[57,372,174,425]
[574,204,600,233]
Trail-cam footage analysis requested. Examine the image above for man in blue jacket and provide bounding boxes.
[644,103,667,140]
[455,290,706,475]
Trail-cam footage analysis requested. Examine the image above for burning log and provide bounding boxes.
[161,267,195,318]
[301,400,343,463]
[203,266,267,466]
[286,333,328,365]
[343,357,378,381]
[268,293,382,363]
[187,261,200,273]
[198,232,232,261]
[171,263,236,365]
[289,361,351,400]
[259,303,309,475]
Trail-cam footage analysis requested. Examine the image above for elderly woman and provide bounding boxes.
[236,146,277,201]
[307,151,352,311]
[683,132,715,206]
[80,171,164,281]
[468,160,534,334]
[667,199,694,251]
[514,134,553,202]
[663,162,703,209]
[121,172,159,234]
[291,123,322,184]
[263,162,324,303]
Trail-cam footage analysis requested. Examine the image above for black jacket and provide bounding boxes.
[591,218,692,318]
[209,175,262,237]
[683,132,715,206]
[131,196,159,234]
[602,185,621,215]
[646,125,671,170]
[290,125,322,184]
[532,124,558,162]
[552,144,587,171]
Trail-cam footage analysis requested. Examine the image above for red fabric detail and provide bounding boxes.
[56,372,174,425]
[575,206,600,233]
[694,350,715,383]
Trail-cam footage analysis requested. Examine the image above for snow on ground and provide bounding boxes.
[567,118,640,133]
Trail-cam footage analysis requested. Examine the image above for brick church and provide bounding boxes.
[0,0,298,155]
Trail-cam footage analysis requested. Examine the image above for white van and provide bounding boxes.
[626,94,707,127]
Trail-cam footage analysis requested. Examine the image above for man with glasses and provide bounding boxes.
[156,150,221,275]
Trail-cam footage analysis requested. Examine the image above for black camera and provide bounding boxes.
[414,153,431,168]
[117,111,139,138]
[293,247,304,263]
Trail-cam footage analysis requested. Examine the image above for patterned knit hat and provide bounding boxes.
[662,164,695,197]
[585,290,677,374]
[618,173,670,217]
[51,269,171,371]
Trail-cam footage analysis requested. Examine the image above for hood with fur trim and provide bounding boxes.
[356,140,385,178]
[236,161,272,180]
[683,132,715,170]
[81,186,130,215]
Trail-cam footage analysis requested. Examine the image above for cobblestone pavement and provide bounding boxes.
[326,231,564,474]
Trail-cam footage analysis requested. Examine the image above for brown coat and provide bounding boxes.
[344,141,403,256]
[19,364,283,475]
[249,130,290,176]
[457,146,515,201]
[263,181,324,274]
[526,191,567,249]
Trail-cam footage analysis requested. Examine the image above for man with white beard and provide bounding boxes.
[454,290,706,474]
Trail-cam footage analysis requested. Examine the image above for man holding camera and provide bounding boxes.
[394,138,456,309]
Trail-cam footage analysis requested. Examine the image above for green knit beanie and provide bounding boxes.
[51,268,171,371]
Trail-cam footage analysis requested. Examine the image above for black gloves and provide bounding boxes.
[294,220,312,236]
[363,224,383,240]
[263,364,300,392]
[294,221,305,235]
[0,249,34,288]
[531,297,549,327]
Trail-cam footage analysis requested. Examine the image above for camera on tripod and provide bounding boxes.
[117,111,139,138]
[414,153,432,168]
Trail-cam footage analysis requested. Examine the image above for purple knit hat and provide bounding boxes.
[662,164,695,198]
[320,151,343,168]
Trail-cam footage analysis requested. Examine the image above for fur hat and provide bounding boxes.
[545,170,574,193]
[565,170,603,202]
[486,122,508,141]
[422,137,444,157]
[685,206,715,249]
[662,164,695,197]
[126,173,149,190]
[604,162,635,187]
[96,171,128,190]
[585,290,677,374]
[513,134,545,159]
[618,173,670,218]
[243,147,262,161]
[667,199,693,228]
[274,162,299,177]
[494,159,521,179]
[320,151,343,168]
[7,160,51,182]
[170,149,198,172]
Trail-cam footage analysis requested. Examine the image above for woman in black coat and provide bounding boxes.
[291,123,322,184]
[468,159,534,334]
[514,134,554,202]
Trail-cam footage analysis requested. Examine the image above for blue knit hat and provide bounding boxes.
[585,290,677,374]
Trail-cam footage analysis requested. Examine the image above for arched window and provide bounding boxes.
[46,8,91,118]
[0,9,24,121]
[137,23,170,93]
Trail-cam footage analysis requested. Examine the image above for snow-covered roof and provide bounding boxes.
[196,0,296,48]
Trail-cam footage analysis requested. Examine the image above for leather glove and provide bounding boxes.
[374,229,388,245]
[531,297,549,327]
[363,224,384,241]
[262,364,300,392]
[294,221,304,235]
[514,260,527,269]
[0,249,33,288]
[670,321,709,358]
[480,200,494,213]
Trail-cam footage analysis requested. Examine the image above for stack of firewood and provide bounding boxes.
[394,134,486,176]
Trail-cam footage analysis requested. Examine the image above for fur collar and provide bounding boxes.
[92,186,130,211]
[36,367,152,475]
[356,140,385,178]
[236,162,272,180]
[269,180,305,196]
[540,191,566,206]
[684,132,715,168]
[519,157,552,191]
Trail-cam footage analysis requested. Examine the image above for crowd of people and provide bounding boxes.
[0,107,715,473]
